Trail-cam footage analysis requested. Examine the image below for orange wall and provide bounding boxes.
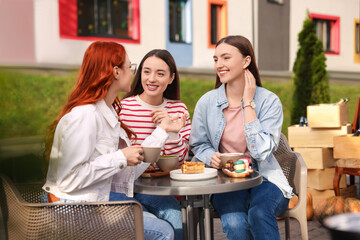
[0,0,35,64]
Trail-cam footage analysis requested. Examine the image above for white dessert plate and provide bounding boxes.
[170,168,217,181]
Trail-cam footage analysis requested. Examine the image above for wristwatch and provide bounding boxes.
[243,100,256,109]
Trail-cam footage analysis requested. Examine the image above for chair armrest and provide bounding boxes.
[291,152,308,211]
[293,151,308,195]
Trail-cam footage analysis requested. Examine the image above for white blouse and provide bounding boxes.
[43,99,168,202]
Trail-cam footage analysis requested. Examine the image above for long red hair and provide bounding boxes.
[45,41,135,160]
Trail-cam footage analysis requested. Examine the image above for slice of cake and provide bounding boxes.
[181,162,205,174]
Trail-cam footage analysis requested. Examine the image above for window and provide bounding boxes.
[59,0,140,43]
[355,19,360,63]
[267,0,283,4]
[169,0,191,43]
[208,0,227,47]
[310,13,340,55]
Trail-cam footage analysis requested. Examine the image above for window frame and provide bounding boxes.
[59,0,140,44]
[355,19,360,63]
[168,0,192,44]
[310,13,340,55]
[208,0,228,48]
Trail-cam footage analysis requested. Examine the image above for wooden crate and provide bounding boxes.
[294,147,334,169]
[308,185,357,209]
[333,134,360,159]
[307,168,347,190]
[288,124,352,148]
[307,103,348,128]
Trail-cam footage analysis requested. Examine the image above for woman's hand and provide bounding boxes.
[242,69,256,103]
[157,112,188,133]
[211,152,222,169]
[151,109,171,124]
[146,163,157,172]
[121,145,144,166]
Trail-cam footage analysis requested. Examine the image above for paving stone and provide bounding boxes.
[211,218,332,240]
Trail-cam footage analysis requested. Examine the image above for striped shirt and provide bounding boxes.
[120,95,191,164]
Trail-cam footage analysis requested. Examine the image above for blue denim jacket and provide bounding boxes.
[189,84,293,199]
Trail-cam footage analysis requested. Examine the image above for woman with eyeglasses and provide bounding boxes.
[43,41,187,240]
[120,49,191,240]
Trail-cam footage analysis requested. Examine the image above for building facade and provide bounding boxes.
[1,0,359,74]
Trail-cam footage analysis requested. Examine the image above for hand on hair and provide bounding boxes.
[211,152,221,169]
[121,145,144,166]
[243,69,256,104]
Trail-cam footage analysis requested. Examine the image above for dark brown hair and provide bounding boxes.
[214,35,262,88]
[123,49,180,100]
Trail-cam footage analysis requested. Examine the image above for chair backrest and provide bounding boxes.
[273,133,299,195]
[0,175,144,240]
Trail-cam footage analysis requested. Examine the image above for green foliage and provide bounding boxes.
[291,13,330,124]
[1,69,359,139]
[311,41,330,104]
[263,81,294,135]
[0,69,75,138]
[179,77,214,117]
[1,69,359,183]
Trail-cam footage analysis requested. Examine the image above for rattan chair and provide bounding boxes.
[274,133,308,240]
[194,133,308,240]
[0,175,144,240]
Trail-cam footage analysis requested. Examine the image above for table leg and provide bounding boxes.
[187,196,195,240]
[198,207,205,240]
[203,195,211,240]
[181,196,188,240]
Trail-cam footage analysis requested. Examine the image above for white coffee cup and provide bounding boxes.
[142,146,162,163]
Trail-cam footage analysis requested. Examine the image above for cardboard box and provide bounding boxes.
[308,185,357,209]
[335,158,360,168]
[288,124,352,148]
[294,147,334,169]
[307,103,349,128]
[307,168,347,190]
[333,134,360,159]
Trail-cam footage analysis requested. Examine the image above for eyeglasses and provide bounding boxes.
[130,63,137,75]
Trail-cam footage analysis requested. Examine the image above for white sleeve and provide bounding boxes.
[141,126,169,147]
[55,111,126,193]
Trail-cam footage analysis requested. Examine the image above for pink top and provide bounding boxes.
[219,106,250,158]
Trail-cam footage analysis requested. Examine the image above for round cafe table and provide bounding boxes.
[134,169,262,240]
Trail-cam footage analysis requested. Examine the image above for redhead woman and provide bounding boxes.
[190,35,293,240]
[120,49,191,240]
[43,41,186,240]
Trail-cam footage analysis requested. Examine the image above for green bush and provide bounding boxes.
[291,13,330,124]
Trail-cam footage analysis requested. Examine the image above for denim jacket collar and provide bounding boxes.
[216,84,229,108]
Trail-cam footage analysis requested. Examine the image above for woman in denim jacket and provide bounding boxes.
[190,35,293,240]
